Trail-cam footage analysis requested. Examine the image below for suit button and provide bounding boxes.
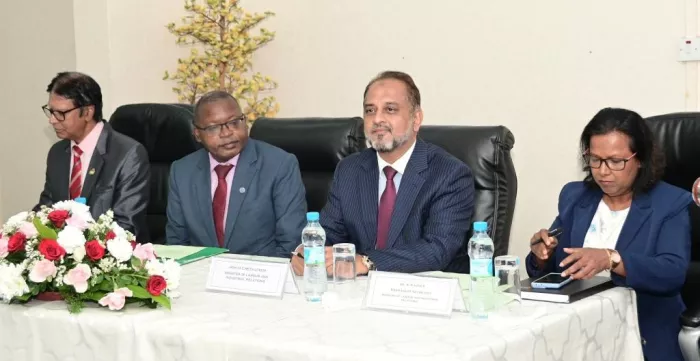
[641,338,647,346]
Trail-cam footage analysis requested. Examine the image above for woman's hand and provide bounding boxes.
[530,228,558,262]
[560,248,609,280]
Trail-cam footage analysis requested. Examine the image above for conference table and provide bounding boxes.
[0,258,644,361]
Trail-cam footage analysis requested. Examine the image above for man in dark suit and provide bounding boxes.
[165,91,307,257]
[292,71,475,275]
[35,72,150,241]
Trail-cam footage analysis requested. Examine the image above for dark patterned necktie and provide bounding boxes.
[212,164,233,247]
[376,166,397,249]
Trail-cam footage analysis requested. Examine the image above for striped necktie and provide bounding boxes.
[69,145,83,200]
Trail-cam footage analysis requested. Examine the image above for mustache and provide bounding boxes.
[218,140,239,147]
[371,124,392,132]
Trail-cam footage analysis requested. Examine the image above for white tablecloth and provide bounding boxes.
[0,259,643,361]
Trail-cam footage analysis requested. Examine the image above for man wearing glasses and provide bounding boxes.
[35,72,151,241]
[165,90,306,257]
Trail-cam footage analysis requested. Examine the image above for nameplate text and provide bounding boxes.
[206,257,289,298]
[362,271,458,317]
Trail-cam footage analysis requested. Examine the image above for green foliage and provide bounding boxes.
[126,285,151,299]
[33,218,57,239]
[164,0,280,121]
[64,293,85,314]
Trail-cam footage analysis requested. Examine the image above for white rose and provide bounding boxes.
[0,263,29,300]
[106,239,133,263]
[57,226,87,254]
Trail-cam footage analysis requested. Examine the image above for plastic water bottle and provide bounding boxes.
[302,212,327,302]
[468,221,495,319]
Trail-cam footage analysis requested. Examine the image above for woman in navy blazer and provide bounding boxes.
[526,108,692,361]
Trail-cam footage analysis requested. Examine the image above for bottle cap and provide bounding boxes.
[306,212,320,221]
[473,221,488,232]
[74,197,87,205]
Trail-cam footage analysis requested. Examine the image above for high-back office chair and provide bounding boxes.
[109,103,200,244]
[250,118,518,274]
[645,112,700,361]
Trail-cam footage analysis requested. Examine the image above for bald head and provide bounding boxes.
[194,91,241,125]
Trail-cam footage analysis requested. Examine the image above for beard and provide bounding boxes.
[366,122,414,153]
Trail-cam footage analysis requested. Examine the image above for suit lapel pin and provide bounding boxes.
[88,168,96,175]
[239,187,246,194]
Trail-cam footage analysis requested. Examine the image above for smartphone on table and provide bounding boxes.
[531,272,573,289]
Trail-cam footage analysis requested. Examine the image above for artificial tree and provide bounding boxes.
[164,0,279,121]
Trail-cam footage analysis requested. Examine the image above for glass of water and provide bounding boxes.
[494,255,521,308]
[332,243,356,284]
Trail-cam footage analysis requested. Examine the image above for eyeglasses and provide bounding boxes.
[585,152,637,171]
[42,105,82,121]
[194,115,246,135]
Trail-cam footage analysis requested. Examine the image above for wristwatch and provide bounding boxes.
[608,249,621,270]
[361,255,376,272]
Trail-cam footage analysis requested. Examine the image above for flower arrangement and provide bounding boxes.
[0,201,181,313]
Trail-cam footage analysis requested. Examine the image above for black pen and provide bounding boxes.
[530,227,564,246]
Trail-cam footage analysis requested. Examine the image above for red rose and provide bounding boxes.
[48,210,70,228]
[7,233,26,253]
[146,275,167,296]
[105,231,116,240]
[85,240,105,261]
[130,240,137,250]
[38,239,65,261]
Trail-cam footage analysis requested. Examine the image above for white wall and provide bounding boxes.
[0,0,77,221]
[3,0,699,264]
[91,0,697,262]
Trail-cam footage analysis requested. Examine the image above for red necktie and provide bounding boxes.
[376,166,397,250]
[69,145,83,200]
[213,164,233,247]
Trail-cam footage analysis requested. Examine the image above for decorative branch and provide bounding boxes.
[164,0,279,121]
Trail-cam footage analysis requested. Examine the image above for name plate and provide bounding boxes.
[212,254,300,294]
[206,257,290,298]
[362,271,459,317]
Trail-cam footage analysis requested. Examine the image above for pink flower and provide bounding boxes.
[63,264,92,293]
[133,243,156,262]
[0,236,8,258]
[98,287,133,311]
[29,259,57,283]
[18,222,38,239]
[65,212,90,231]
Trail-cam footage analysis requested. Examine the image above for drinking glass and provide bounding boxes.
[332,243,356,284]
[494,255,521,307]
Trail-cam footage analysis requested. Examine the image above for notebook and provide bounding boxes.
[153,245,228,265]
[520,275,614,303]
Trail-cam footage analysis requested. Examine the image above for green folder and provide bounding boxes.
[153,245,228,265]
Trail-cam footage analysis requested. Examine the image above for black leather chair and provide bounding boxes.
[417,126,517,273]
[251,118,518,274]
[644,113,700,361]
[109,103,200,244]
[249,117,366,212]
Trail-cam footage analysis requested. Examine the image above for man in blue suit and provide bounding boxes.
[166,91,307,257]
[292,71,475,275]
